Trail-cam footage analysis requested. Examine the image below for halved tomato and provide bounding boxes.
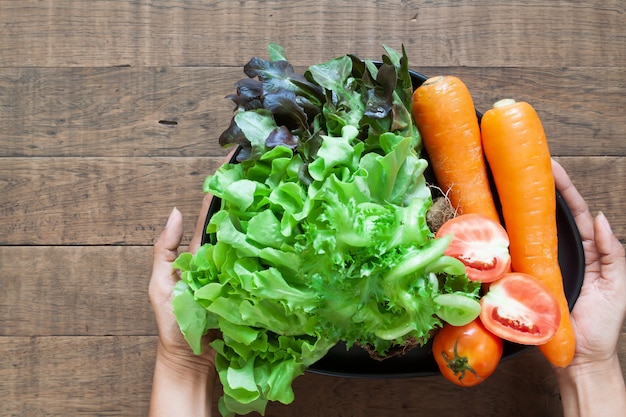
[435,213,511,283]
[480,272,561,345]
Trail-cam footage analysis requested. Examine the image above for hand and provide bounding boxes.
[149,150,236,417]
[552,159,626,367]
[149,195,218,371]
[551,160,626,417]
[148,194,218,417]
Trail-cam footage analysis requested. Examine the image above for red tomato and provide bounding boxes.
[432,319,503,387]
[480,272,561,345]
[435,213,511,282]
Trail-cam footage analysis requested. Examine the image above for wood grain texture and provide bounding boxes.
[1,67,624,158]
[3,244,624,338]
[1,157,621,246]
[1,336,625,417]
[1,0,624,67]
[1,0,625,416]
[0,67,236,157]
[0,157,221,245]
[0,246,157,336]
[0,336,156,416]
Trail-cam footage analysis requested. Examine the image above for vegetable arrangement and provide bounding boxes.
[412,79,575,380]
[173,45,481,416]
[172,45,576,414]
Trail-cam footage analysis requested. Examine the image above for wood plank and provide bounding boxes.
[2,242,625,337]
[1,67,624,157]
[1,156,624,246]
[556,157,626,232]
[2,241,624,336]
[0,156,220,245]
[1,0,623,68]
[0,246,157,336]
[1,336,625,416]
[0,336,156,416]
[0,67,236,158]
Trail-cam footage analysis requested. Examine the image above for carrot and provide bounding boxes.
[411,76,500,223]
[480,98,575,367]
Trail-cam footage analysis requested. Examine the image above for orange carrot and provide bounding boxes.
[411,76,500,223]
[480,98,575,367]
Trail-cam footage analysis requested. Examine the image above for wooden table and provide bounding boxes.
[1,1,624,416]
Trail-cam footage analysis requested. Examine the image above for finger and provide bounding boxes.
[594,212,626,284]
[189,192,214,253]
[150,208,184,300]
[154,207,184,263]
[551,159,594,241]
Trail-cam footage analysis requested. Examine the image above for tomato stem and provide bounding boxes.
[441,339,480,383]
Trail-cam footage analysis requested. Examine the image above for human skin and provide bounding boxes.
[148,195,217,417]
[551,160,626,417]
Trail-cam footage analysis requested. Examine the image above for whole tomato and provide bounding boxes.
[432,319,503,387]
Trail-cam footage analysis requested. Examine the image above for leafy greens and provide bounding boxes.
[172,44,480,417]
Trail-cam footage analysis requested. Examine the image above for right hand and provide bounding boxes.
[552,160,626,367]
[149,193,218,373]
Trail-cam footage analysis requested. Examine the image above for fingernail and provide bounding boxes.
[597,211,613,234]
[165,207,177,227]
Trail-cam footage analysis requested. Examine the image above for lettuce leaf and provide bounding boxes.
[173,45,480,416]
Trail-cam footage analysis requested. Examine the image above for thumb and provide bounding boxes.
[151,208,184,293]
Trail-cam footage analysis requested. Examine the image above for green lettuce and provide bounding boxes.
[173,45,480,416]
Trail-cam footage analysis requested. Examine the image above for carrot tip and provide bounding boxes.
[493,98,516,109]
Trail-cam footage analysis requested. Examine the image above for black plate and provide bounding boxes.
[202,68,585,378]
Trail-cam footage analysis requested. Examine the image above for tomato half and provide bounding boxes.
[479,272,561,345]
[435,213,511,283]
[432,319,503,387]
